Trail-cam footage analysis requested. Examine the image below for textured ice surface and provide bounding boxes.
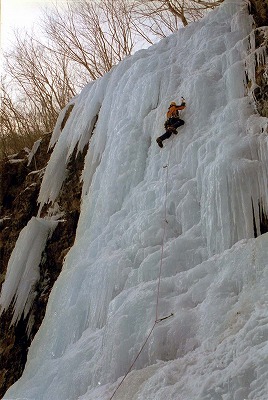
[2,0,268,399]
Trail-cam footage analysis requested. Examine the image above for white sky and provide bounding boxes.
[1,0,67,49]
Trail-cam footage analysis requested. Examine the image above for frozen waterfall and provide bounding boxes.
[2,0,268,399]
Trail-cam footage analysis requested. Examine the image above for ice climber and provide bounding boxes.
[156,98,186,148]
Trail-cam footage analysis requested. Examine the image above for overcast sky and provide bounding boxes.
[1,0,67,49]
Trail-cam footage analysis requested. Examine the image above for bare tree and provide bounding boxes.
[0,0,138,158]
[168,0,223,23]
[0,78,42,157]
[6,32,77,121]
[42,0,137,80]
[132,0,224,35]
[0,32,78,158]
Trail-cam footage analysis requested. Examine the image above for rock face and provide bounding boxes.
[248,0,268,117]
[0,1,267,397]
[0,137,51,395]
[250,0,268,27]
[0,133,87,397]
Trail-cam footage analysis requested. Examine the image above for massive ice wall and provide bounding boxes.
[2,0,268,399]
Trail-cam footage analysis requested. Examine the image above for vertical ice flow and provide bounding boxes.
[0,217,58,325]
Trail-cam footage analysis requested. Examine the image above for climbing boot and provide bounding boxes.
[156,138,163,148]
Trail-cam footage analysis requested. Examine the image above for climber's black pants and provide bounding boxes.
[158,119,184,141]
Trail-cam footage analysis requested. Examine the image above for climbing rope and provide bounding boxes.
[109,137,175,400]
[155,136,174,322]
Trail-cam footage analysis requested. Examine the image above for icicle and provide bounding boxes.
[27,139,42,167]
[0,217,58,325]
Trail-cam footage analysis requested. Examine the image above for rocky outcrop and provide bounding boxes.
[0,135,51,395]
[0,135,52,288]
[250,0,268,27]
[0,132,87,397]
[248,0,268,117]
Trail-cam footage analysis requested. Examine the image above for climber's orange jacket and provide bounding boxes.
[166,102,186,119]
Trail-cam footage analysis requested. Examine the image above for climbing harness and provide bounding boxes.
[109,137,175,400]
